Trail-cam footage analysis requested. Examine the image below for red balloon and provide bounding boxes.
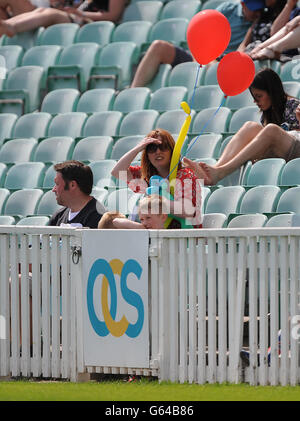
[217,52,256,96]
[186,10,231,65]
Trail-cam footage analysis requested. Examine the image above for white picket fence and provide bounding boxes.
[0,226,299,385]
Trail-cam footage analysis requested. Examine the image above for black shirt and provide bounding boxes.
[79,0,109,12]
[49,197,103,228]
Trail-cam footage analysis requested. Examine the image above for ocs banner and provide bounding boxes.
[82,230,149,368]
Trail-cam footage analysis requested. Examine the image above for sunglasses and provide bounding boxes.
[146,143,169,153]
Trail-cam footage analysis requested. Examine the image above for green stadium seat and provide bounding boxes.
[185,134,223,159]
[118,109,159,136]
[168,62,205,91]
[105,187,141,217]
[228,106,261,133]
[205,186,245,215]
[0,138,37,164]
[111,135,143,160]
[0,65,44,115]
[148,86,187,112]
[201,186,211,213]
[33,136,75,164]
[72,136,114,162]
[245,158,285,186]
[146,64,172,91]
[224,89,254,111]
[0,215,15,225]
[21,45,62,89]
[144,18,189,49]
[227,213,267,228]
[4,188,44,218]
[17,215,50,226]
[276,186,300,213]
[161,0,201,19]
[113,87,151,113]
[36,190,61,216]
[83,111,123,137]
[47,112,88,138]
[191,107,232,134]
[280,158,300,186]
[41,88,80,114]
[281,59,300,82]
[76,89,115,113]
[4,162,46,190]
[42,165,56,190]
[88,42,139,90]
[189,85,224,111]
[0,163,7,187]
[217,135,233,158]
[239,185,281,214]
[47,42,100,92]
[203,61,218,85]
[282,81,300,98]
[12,112,52,140]
[75,21,115,45]
[121,1,163,23]
[37,23,79,46]
[265,213,294,227]
[89,160,118,189]
[112,20,152,52]
[156,109,196,134]
[201,0,227,9]
[0,45,24,72]
[91,186,109,206]
[202,212,227,228]
[0,188,10,214]
[3,28,43,50]
[0,113,18,147]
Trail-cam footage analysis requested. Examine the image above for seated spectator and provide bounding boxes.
[131,0,265,88]
[183,69,300,186]
[98,195,169,230]
[0,0,36,19]
[49,160,104,228]
[111,128,202,228]
[0,0,126,37]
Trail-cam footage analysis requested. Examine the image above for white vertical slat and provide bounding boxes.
[73,236,84,375]
[10,234,20,377]
[227,237,237,382]
[0,235,10,376]
[217,237,227,383]
[70,237,77,382]
[178,238,188,383]
[41,235,51,378]
[289,236,299,386]
[51,235,60,378]
[232,237,247,384]
[207,237,217,383]
[169,238,179,382]
[248,236,258,385]
[258,236,268,385]
[31,234,42,377]
[197,238,207,384]
[149,237,159,368]
[188,238,197,384]
[61,235,71,379]
[20,235,31,376]
[279,236,289,386]
[269,236,279,385]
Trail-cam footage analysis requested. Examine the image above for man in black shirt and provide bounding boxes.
[49,160,104,228]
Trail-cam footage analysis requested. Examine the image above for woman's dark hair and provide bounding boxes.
[249,68,287,126]
[54,160,93,195]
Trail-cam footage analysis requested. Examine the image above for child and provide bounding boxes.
[98,195,168,230]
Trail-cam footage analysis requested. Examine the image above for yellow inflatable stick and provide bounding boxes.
[164,101,192,229]
[169,101,192,196]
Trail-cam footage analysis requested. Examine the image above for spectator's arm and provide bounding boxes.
[64,0,127,22]
[270,0,297,35]
[112,218,145,229]
[237,22,257,51]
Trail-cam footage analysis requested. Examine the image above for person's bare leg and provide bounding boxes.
[250,25,288,57]
[0,8,71,37]
[216,121,263,167]
[131,40,176,87]
[255,25,300,59]
[184,124,295,185]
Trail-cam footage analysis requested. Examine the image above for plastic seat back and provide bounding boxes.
[280,158,300,186]
[148,18,189,45]
[111,136,143,160]
[83,111,122,137]
[89,160,118,189]
[205,186,245,215]
[148,86,187,112]
[72,136,114,161]
[36,190,61,216]
[4,162,46,190]
[245,158,285,186]
[122,1,163,23]
[0,215,15,225]
[0,45,23,72]
[189,85,224,111]
[265,213,294,227]
[76,89,115,113]
[202,213,227,228]
[0,188,10,213]
[17,215,50,226]
[192,107,232,134]
[112,20,152,49]
[12,112,52,140]
[118,110,159,136]
[4,189,44,217]
[168,61,205,91]
[185,134,223,159]
[33,136,75,164]
[229,106,261,133]
[276,186,300,213]
[239,185,281,214]
[161,0,201,19]
[0,113,18,146]
[156,109,196,134]
[41,89,80,114]
[283,81,300,98]
[225,89,254,111]
[0,138,37,164]
[3,28,43,50]
[113,87,151,113]
[37,23,79,46]
[281,59,300,82]
[227,213,267,228]
[75,21,115,45]
[47,112,87,138]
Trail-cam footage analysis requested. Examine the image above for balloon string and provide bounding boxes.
[164,63,202,183]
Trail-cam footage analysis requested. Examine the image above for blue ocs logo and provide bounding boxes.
[87,258,144,338]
